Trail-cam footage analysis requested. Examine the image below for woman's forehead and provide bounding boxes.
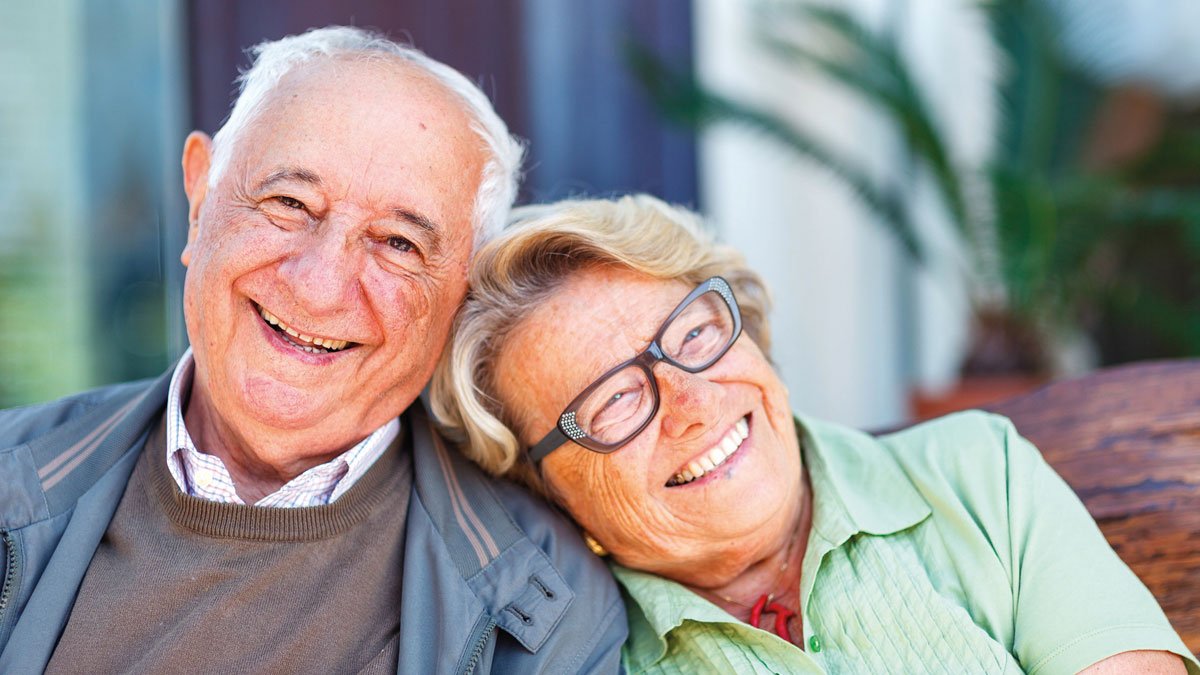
[514,268,691,391]
[559,267,689,336]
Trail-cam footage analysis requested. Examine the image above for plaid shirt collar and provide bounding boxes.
[164,348,400,507]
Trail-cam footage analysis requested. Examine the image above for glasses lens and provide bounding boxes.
[660,289,736,369]
[574,364,655,446]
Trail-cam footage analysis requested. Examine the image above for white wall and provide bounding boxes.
[694,0,992,427]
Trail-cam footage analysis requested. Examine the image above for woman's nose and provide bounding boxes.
[656,366,723,440]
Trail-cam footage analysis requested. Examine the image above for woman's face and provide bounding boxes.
[494,266,803,588]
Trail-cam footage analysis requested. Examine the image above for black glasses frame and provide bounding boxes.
[528,276,742,462]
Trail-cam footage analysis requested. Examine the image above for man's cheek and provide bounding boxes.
[385,277,441,328]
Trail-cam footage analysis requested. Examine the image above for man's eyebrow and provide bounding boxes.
[390,207,439,233]
[390,207,445,253]
[255,167,323,192]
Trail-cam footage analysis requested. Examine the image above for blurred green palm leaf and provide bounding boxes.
[629,0,1200,364]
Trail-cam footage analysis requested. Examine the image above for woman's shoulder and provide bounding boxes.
[868,410,1057,569]
[801,410,1037,545]
[881,409,1018,457]
[802,410,1025,497]
[876,410,1030,492]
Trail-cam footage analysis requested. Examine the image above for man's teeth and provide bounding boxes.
[258,306,349,352]
[670,417,750,486]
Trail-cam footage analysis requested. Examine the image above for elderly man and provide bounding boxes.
[0,27,625,673]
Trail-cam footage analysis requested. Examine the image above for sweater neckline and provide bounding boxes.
[144,415,410,542]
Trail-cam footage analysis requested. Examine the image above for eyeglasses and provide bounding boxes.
[528,276,743,462]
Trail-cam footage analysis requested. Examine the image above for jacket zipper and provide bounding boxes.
[460,617,496,675]
[0,530,17,625]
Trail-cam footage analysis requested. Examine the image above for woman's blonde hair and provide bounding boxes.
[430,194,772,495]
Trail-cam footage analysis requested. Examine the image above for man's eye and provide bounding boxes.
[387,236,415,253]
[276,196,306,210]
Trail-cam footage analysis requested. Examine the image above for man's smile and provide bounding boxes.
[254,302,358,355]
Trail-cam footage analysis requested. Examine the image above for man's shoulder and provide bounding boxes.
[476,477,629,673]
[415,424,621,602]
[0,378,157,449]
[486,475,611,567]
[403,409,627,672]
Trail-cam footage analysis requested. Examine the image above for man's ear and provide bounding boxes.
[180,131,213,268]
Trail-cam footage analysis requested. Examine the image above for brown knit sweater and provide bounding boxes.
[46,414,412,674]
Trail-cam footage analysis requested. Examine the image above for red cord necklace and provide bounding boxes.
[749,593,798,642]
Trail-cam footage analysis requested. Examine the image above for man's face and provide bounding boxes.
[180,57,485,456]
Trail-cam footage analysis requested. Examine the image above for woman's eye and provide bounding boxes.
[276,196,306,210]
[682,323,715,347]
[598,388,640,419]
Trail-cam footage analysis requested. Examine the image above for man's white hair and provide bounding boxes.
[208,26,524,247]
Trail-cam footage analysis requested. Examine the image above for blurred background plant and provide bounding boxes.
[630,0,1200,379]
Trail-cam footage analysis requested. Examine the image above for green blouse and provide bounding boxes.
[612,412,1198,674]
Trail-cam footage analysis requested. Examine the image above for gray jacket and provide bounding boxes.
[0,369,626,673]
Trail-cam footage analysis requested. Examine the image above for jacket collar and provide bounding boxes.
[404,401,575,654]
[24,369,173,522]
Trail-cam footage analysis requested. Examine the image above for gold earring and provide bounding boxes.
[583,533,609,557]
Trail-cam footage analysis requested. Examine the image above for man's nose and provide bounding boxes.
[277,226,361,316]
[656,366,723,440]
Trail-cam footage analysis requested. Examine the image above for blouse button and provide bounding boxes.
[808,634,822,653]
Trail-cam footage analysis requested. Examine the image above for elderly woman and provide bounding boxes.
[431,195,1196,674]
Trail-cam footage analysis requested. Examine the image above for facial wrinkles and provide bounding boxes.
[549,396,736,543]
[359,279,442,383]
[176,58,496,482]
[230,196,360,322]
[356,152,446,262]
[362,70,480,245]
[259,192,460,360]
[555,446,685,553]
[268,63,474,243]
[501,298,591,427]
[602,475,739,566]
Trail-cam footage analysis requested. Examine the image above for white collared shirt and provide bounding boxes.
[164,348,400,507]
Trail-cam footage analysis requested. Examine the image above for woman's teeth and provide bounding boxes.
[258,306,350,353]
[669,417,750,486]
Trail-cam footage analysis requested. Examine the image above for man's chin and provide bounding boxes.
[234,375,350,431]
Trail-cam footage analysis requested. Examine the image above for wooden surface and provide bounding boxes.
[984,360,1200,656]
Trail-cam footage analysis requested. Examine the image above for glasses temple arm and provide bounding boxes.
[529,427,570,463]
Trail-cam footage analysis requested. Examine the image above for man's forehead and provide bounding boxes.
[249,60,465,142]
[224,56,484,239]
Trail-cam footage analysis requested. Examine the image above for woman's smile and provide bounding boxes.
[666,414,751,487]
